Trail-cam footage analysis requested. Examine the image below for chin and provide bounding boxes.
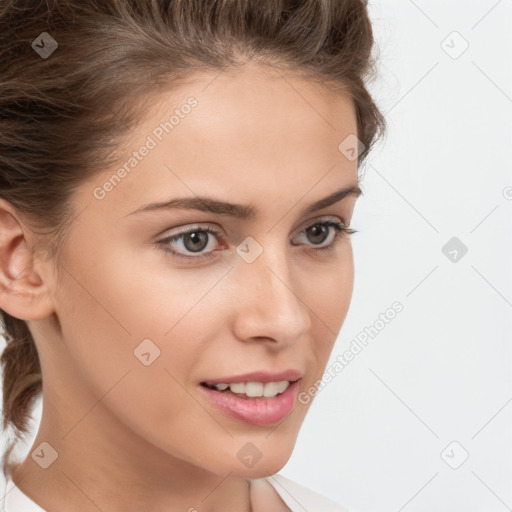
[248,458,290,479]
[225,442,294,479]
[223,458,290,480]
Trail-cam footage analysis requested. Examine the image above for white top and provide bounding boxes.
[3,473,352,511]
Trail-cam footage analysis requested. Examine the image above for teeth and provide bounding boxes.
[263,381,289,397]
[229,382,246,394]
[245,382,263,397]
[212,380,290,398]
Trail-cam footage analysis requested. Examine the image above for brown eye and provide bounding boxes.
[181,231,209,253]
[157,219,357,263]
[305,223,331,245]
[158,226,223,260]
[294,220,356,250]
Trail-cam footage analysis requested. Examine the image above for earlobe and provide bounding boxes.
[0,201,55,321]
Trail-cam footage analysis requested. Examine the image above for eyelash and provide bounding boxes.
[156,219,357,262]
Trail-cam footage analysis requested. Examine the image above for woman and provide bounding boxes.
[0,0,385,510]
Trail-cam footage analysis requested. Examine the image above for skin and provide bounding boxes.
[0,61,360,511]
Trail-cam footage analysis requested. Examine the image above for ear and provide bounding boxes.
[0,198,56,321]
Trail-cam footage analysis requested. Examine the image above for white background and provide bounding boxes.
[1,1,512,511]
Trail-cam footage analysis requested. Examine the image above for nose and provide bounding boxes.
[230,242,312,347]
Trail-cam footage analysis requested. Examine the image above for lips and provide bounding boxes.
[198,369,303,425]
[200,369,302,386]
[199,379,300,426]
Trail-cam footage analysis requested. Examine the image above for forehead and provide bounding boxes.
[80,62,359,221]
[150,61,357,142]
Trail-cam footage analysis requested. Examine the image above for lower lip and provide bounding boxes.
[199,380,300,426]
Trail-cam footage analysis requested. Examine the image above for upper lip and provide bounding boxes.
[201,369,302,386]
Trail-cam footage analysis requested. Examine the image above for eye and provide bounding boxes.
[156,218,357,262]
[293,219,357,253]
[157,225,223,261]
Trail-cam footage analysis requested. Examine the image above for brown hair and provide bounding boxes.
[0,0,386,479]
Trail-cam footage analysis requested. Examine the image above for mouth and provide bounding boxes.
[200,379,299,399]
[199,378,302,426]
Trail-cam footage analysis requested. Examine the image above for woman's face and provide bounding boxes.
[35,62,360,479]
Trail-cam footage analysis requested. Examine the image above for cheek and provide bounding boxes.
[52,246,207,403]
[301,245,354,376]
[53,263,234,466]
[307,244,354,331]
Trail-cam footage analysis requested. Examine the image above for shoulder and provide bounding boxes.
[264,473,355,512]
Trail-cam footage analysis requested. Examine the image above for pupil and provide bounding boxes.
[184,231,208,252]
[308,224,328,244]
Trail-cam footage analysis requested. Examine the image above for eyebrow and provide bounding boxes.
[127,183,362,221]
